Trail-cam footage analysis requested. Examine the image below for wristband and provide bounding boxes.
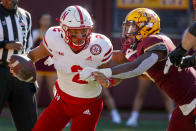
[107,78,114,88]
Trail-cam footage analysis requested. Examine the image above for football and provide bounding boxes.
[9,54,36,83]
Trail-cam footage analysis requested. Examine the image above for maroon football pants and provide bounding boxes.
[167,106,196,131]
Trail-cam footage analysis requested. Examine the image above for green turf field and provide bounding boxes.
[0,108,169,131]
[0,118,168,131]
[0,115,168,131]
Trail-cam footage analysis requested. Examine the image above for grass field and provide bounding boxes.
[0,108,169,131]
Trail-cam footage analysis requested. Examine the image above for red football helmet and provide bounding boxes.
[57,5,93,53]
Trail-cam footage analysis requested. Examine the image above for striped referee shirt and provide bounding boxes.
[0,4,33,64]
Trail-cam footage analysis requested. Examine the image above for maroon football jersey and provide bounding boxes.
[134,34,196,105]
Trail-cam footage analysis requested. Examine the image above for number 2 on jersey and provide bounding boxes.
[71,65,88,84]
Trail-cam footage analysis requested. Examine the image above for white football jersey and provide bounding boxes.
[43,26,113,98]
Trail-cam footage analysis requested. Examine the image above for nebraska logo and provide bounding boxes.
[90,44,102,55]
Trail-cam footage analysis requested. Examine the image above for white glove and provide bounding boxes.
[86,76,95,82]
[79,67,98,80]
[99,68,112,78]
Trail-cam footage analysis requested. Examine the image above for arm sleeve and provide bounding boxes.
[42,27,55,55]
[25,13,33,53]
[26,30,33,53]
[94,35,113,66]
[102,37,113,64]
[112,53,158,79]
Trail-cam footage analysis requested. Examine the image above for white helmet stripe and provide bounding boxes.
[74,6,84,25]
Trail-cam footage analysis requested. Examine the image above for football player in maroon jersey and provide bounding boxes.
[81,8,196,131]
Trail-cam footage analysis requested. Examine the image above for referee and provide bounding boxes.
[0,0,37,131]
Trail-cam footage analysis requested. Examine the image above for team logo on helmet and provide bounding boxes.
[123,8,160,41]
[90,44,102,55]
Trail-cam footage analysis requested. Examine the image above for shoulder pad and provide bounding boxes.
[141,35,167,52]
[144,42,167,52]
[90,33,113,64]
[43,26,61,54]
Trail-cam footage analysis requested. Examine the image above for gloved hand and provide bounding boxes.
[79,67,112,81]
[79,67,98,80]
[180,53,196,69]
[168,44,187,66]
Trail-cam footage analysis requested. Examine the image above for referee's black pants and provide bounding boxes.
[0,65,38,131]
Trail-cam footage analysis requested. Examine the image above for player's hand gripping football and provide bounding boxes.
[8,54,36,83]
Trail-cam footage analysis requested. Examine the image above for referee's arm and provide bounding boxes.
[25,12,33,53]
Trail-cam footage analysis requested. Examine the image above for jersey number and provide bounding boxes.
[71,65,88,84]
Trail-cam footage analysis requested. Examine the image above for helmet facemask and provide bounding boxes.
[60,24,93,53]
[121,20,139,52]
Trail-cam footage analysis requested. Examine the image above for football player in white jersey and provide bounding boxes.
[10,5,115,131]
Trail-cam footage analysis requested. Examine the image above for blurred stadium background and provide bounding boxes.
[0,0,194,130]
